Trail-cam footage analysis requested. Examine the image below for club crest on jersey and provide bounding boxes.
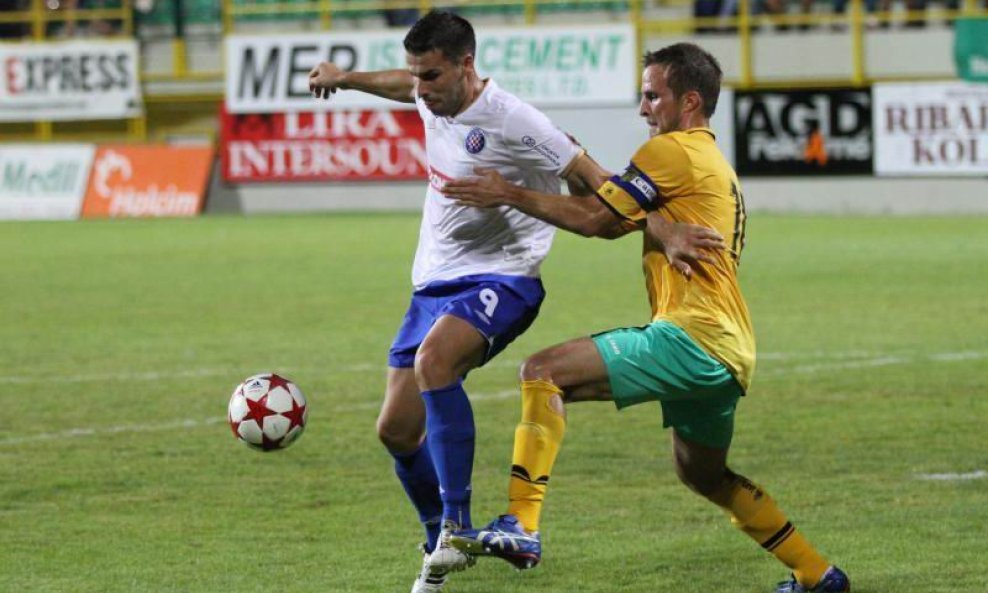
[465,128,486,154]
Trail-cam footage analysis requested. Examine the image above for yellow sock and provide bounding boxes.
[710,472,830,588]
[506,379,566,533]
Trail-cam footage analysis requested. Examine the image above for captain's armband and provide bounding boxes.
[612,164,661,212]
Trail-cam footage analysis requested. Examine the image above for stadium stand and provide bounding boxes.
[0,0,985,143]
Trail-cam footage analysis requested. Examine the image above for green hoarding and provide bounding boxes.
[955,18,988,83]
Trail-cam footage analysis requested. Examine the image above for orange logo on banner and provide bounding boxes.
[803,129,829,166]
[81,145,214,218]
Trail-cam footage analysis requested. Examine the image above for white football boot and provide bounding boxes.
[427,523,476,573]
[410,544,448,593]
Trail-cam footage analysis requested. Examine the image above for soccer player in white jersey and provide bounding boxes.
[309,10,630,593]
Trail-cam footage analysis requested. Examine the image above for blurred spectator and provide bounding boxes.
[795,0,826,30]
[51,0,121,37]
[720,0,739,21]
[906,0,932,29]
[693,0,724,33]
[828,0,952,29]
[385,6,460,28]
[755,0,803,31]
[826,0,883,29]
[744,0,958,32]
[882,0,927,28]
[0,0,27,39]
[383,8,418,27]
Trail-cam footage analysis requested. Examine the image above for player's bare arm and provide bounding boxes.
[645,211,726,277]
[559,140,604,197]
[445,166,622,239]
[561,154,638,239]
[308,62,416,103]
[446,162,725,274]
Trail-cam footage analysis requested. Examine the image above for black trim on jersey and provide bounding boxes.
[729,181,747,264]
[590,323,652,340]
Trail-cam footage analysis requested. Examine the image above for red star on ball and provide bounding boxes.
[229,416,241,438]
[283,397,307,431]
[260,433,282,451]
[243,394,278,427]
[267,373,291,392]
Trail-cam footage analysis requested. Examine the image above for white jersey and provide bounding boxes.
[411,79,582,289]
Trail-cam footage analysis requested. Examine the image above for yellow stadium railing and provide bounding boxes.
[0,0,133,40]
[4,0,982,89]
[222,0,635,29]
[1,0,986,143]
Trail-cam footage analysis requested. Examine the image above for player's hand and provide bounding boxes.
[444,167,512,208]
[309,62,346,99]
[646,214,725,278]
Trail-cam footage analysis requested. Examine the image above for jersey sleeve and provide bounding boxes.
[594,135,692,222]
[502,102,583,177]
[414,94,432,122]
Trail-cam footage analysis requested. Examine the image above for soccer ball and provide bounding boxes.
[228,373,308,451]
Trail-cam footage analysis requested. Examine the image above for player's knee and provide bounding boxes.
[413,346,456,390]
[674,462,723,498]
[376,413,422,452]
[519,351,555,383]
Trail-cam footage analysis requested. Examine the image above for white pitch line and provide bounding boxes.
[928,351,988,362]
[2,367,249,385]
[757,350,878,361]
[760,356,908,376]
[760,350,988,377]
[0,350,912,385]
[0,359,521,385]
[0,389,518,447]
[1,350,985,447]
[915,470,987,481]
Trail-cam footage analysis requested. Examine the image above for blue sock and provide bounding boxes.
[391,441,443,552]
[422,381,475,529]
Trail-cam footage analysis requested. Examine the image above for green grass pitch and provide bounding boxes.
[1,213,986,592]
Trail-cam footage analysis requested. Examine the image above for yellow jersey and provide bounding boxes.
[596,127,756,392]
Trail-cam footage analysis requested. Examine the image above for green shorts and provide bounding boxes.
[591,320,743,449]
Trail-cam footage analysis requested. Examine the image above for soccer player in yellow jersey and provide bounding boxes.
[442,43,850,593]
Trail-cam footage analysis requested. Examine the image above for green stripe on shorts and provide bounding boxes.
[591,320,743,449]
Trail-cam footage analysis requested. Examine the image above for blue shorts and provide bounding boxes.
[388,274,546,368]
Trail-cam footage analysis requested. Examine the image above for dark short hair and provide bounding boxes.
[643,43,722,118]
[403,10,476,62]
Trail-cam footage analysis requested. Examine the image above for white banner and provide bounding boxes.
[225,24,636,114]
[712,87,735,167]
[0,145,95,220]
[874,82,988,176]
[0,40,142,122]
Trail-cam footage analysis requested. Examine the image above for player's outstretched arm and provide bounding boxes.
[563,153,638,239]
[444,166,622,239]
[308,62,416,103]
[563,153,607,197]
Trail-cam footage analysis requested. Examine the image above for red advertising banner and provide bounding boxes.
[220,106,427,182]
[81,145,213,218]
